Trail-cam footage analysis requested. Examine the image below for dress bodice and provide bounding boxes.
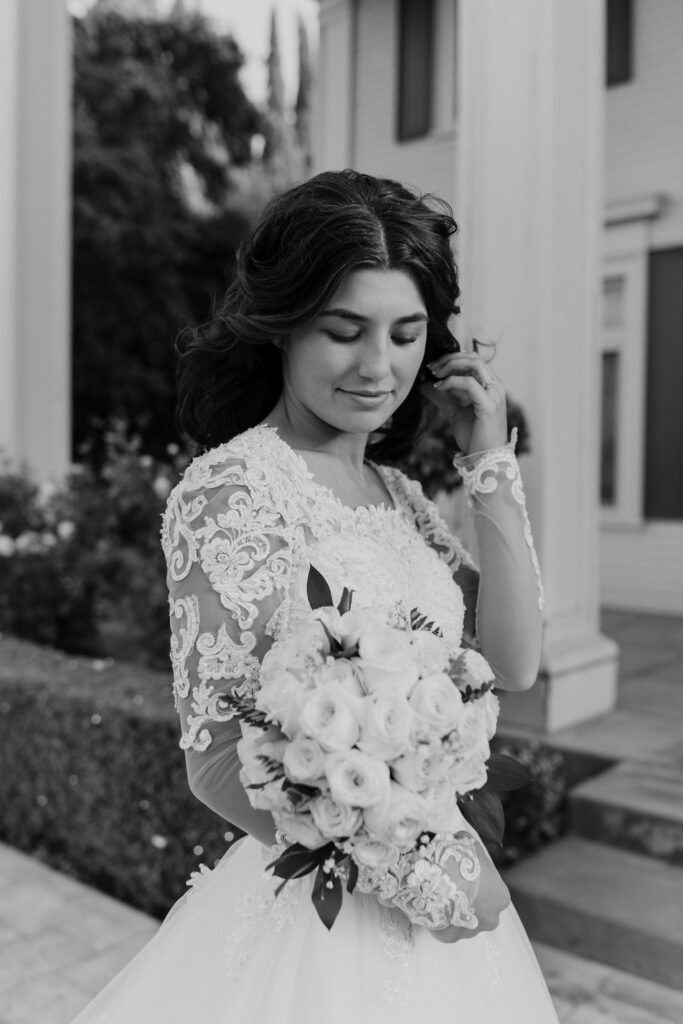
[161,425,479,753]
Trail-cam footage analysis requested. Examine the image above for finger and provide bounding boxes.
[431,374,498,406]
[428,354,499,393]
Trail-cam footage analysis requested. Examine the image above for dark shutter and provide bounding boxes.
[396,0,434,141]
[606,0,634,87]
[644,248,683,519]
[600,351,620,506]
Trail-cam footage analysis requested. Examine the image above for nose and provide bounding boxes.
[357,332,392,381]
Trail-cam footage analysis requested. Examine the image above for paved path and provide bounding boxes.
[1,609,682,1023]
[2,840,683,1024]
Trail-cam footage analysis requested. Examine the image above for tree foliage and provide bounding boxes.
[71,8,262,459]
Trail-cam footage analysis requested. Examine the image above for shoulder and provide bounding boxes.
[161,426,302,572]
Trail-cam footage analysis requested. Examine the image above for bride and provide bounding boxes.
[72,169,558,1022]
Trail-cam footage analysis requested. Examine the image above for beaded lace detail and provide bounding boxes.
[161,425,470,752]
[453,428,545,611]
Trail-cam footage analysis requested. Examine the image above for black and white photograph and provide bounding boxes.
[0,1,682,1022]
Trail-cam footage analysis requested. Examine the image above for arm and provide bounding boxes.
[162,456,294,846]
[453,431,544,691]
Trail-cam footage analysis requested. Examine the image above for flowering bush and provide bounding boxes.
[0,423,189,667]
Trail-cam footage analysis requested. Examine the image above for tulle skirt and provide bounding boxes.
[71,835,559,1023]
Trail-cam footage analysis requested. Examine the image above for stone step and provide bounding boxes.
[570,760,683,865]
[504,836,683,990]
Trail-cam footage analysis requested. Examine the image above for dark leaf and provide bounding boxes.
[458,786,505,847]
[410,608,443,637]
[337,586,353,615]
[266,841,332,881]
[486,754,531,793]
[346,858,358,895]
[312,864,343,930]
[306,564,333,610]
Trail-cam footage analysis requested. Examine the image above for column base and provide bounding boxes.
[498,625,619,733]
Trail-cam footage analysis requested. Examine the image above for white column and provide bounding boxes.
[0,0,71,480]
[457,0,618,731]
[312,0,355,172]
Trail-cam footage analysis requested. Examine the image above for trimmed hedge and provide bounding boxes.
[0,637,567,918]
[0,637,239,919]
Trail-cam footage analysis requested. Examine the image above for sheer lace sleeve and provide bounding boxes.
[386,429,544,690]
[161,449,299,845]
[451,428,544,690]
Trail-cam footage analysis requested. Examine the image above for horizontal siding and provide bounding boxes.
[601,523,683,614]
[606,0,683,244]
[353,0,459,209]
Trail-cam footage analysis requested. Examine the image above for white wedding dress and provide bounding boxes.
[71,424,558,1024]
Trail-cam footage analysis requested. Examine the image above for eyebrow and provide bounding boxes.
[318,308,429,325]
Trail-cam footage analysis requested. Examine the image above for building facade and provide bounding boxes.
[315,0,683,617]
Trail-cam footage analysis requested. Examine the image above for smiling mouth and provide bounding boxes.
[339,389,392,397]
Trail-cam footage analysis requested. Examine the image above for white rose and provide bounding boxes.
[255,671,309,739]
[356,628,419,696]
[259,631,322,685]
[358,692,416,761]
[409,674,464,734]
[241,774,292,812]
[56,520,76,542]
[411,630,450,677]
[274,811,327,850]
[316,658,364,697]
[299,683,363,752]
[326,749,391,808]
[283,737,327,784]
[449,701,489,759]
[481,691,500,740]
[350,835,400,870]
[363,782,428,852]
[451,751,489,795]
[0,535,15,557]
[452,648,496,691]
[391,742,447,792]
[422,774,461,832]
[236,728,287,786]
[310,795,363,839]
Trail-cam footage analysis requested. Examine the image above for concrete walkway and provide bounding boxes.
[1,609,682,1023]
[2,840,683,1024]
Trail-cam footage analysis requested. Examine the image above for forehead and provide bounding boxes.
[326,268,425,316]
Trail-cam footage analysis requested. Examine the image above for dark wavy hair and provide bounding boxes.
[176,169,461,461]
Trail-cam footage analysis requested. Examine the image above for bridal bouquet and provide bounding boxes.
[227,567,526,930]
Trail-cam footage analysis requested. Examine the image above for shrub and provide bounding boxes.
[0,637,239,918]
[491,735,567,867]
[0,424,189,669]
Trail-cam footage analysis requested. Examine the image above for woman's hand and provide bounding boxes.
[420,352,507,455]
[429,839,511,944]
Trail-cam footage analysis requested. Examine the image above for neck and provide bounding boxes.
[263,396,370,472]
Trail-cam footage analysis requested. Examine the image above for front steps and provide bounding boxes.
[506,836,683,990]
[502,731,683,989]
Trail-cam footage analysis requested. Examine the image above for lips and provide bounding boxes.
[339,389,392,397]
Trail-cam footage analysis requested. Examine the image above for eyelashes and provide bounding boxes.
[325,331,419,346]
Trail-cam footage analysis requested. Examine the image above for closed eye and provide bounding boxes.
[326,330,360,343]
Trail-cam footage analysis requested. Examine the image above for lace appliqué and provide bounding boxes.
[454,428,545,611]
[378,905,415,1006]
[224,879,301,982]
[169,594,199,706]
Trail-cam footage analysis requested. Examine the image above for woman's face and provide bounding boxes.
[280,268,428,437]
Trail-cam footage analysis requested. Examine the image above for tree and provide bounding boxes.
[71,7,262,459]
[295,15,313,173]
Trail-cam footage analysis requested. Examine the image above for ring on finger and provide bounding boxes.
[481,378,496,391]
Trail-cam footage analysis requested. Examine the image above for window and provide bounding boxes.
[600,351,620,506]
[644,248,683,519]
[606,0,634,87]
[396,0,434,140]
